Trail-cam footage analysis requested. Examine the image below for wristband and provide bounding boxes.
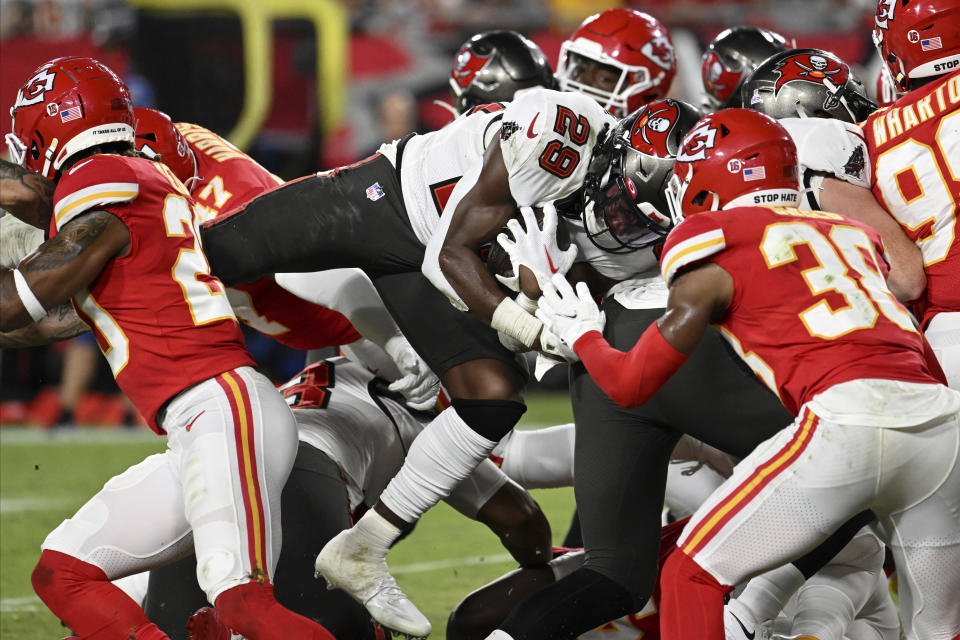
[12,268,46,322]
[515,292,539,315]
[491,297,542,349]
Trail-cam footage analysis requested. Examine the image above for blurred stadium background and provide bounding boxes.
[1,0,886,637]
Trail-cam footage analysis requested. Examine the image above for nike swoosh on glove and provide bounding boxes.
[497,203,578,291]
[384,334,440,411]
[535,274,604,349]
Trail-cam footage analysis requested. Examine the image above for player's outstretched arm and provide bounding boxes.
[819,177,925,302]
[540,263,731,408]
[0,210,129,331]
[0,159,54,230]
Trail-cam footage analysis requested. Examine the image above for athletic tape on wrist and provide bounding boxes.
[491,297,542,349]
[12,269,46,322]
[515,292,539,314]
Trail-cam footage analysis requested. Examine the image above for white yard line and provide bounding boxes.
[0,595,44,613]
[0,496,81,514]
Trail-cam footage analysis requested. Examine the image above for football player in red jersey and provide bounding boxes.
[555,8,677,117]
[0,58,336,640]
[534,108,960,640]
[859,0,960,388]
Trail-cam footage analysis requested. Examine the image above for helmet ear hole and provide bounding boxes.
[691,190,710,206]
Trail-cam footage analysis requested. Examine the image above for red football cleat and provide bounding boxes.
[186,606,233,640]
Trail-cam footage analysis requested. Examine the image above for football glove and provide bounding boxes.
[535,275,604,348]
[497,203,578,291]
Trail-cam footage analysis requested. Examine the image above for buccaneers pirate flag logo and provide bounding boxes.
[773,53,849,95]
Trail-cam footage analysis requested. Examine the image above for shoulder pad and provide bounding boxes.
[53,155,140,231]
[779,118,871,188]
[660,215,726,286]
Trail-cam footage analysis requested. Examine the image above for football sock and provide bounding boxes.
[379,405,500,523]
[32,549,169,640]
[215,581,335,640]
[659,550,731,639]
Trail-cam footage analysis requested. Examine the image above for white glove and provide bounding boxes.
[497,203,578,290]
[383,334,440,411]
[538,327,579,363]
[535,274,605,348]
[498,330,531,353]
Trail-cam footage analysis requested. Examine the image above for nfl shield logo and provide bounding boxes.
[366,183,385,201]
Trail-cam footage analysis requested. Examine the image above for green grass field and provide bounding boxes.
[0,391,576,640]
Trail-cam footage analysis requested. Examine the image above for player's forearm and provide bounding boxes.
[820,178,925,301]
[0,159,54,230]
[573,324,688,408]
[438,244,509,323]
[0,302,89,348]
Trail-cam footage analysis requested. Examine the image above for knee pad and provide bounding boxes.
[452,398,526,441]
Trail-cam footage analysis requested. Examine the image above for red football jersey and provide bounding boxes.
[660,206,938,415]
[50,154,254,432]
[861,70,960,327]
[176,122,362,349]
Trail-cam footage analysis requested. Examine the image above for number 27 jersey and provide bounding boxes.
[660,206,936,415]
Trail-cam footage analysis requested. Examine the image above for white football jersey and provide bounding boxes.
[284,357,507,516]
[779,117,872,211]
[499,89,616,206]
[380,107,505,246]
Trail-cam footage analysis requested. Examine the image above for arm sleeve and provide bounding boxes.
[274,268,403,347]
[573,323,689,408]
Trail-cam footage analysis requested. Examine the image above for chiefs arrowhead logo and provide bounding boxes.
[15,69,57,109]
[773,53,849,96]
[677,122,718,162]
[451,45,492,90]
[629,101,680,157]
[875,0,897,30]
[641,35,675,71]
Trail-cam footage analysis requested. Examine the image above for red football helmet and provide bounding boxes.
[666,109,799,222]
[873,0,960,92]
[134,107,197,186]
[6,57,135,180]
[556,9,676,117]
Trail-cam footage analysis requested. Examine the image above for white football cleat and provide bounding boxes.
[315,528,432,638]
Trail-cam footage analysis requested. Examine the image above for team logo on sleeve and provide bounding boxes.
[772,53,849,96]
[14,69,57,108]
[641,35,675,71]
[843,146,865,181]
[451,46,492,89]
[629,102,680,157]
[676,123,718,162]
[500,120,520,141]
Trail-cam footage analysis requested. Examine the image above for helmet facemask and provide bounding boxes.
[557,46,655,118]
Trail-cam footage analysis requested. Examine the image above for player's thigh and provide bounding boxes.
[677,414,882,587]
[569,359,679,590]
[164,367,298,596]
[201,155,423,283]
[41,451,193,580]
[875,415,960,640]
[925,311,960,389]
[373,270,526,382]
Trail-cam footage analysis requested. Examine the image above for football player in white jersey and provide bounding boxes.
[133,352,552,639]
